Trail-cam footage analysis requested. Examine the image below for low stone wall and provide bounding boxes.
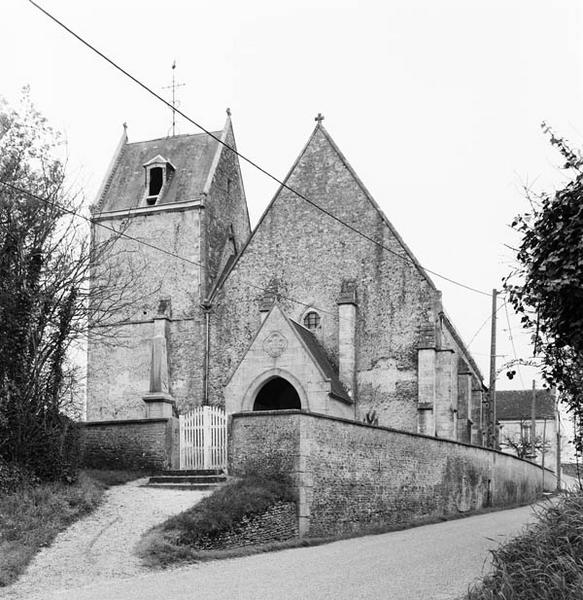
[194,502,298,550]
[229,410,557,538]
[80,418,179,471]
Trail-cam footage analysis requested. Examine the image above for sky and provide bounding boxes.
[3,0,583,404]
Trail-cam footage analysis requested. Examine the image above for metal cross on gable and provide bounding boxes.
[163,60,186,137]
[315,112,325,123]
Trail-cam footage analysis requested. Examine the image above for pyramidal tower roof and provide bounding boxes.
[94,114,234,214]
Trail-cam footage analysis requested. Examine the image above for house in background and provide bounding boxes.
[497,389,561,474]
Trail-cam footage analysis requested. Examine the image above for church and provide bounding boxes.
[83,114,557,537]
[86,113,487,449]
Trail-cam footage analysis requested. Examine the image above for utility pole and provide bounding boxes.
[531,379,537,459]
[542,417,547,491]
[488,288,498,448]
[555,389,562,490]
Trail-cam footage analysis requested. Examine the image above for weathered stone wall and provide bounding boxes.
[193,502,298,550]
[88,208,204,418]
[229,411,556,538]
[204,124,251,296]
[228,411,301,478]
[210,126,439,429]
[80,418,179,471]
[87,125,251,420]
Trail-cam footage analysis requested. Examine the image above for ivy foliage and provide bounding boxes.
[0,89,84,481]
[505,124,583,452]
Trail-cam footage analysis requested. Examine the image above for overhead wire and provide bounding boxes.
[467,300,507,349]
[28,0,494,299]
[0,180,356,324]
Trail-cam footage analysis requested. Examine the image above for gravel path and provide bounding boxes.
[2,479,209,600]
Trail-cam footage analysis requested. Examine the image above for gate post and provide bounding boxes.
[203,405,211,469]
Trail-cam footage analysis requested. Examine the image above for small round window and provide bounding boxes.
[303,311,320,330]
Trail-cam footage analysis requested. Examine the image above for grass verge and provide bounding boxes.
[138,475,293,567]
[0,469,143,587]
[466,491,583,599]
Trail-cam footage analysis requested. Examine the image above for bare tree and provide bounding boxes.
[501,418,550,460]
[0,89,141,480]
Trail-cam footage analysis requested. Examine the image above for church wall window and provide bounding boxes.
[304,310,321,330]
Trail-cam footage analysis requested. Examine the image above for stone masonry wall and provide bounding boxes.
[88,208,204,418]
[229,411,556,538]
[193,502,298,550]
[210,126,439,429]
[204,124,251,296]
[80,418,179,471]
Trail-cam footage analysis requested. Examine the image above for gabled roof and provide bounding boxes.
[226,302,352,405]
[496,389,556,421]
[95,130,222,213]
[142,154,174,168]
[209,120,438,302]
[290,320,351,403]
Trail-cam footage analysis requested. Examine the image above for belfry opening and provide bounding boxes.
[253,377,301,411]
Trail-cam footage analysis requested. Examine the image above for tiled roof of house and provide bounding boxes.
[496,389,555,421]
[290,321,352,404]
[97,132,221,213]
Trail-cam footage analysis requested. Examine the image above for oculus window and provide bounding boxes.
[303,311,320,330]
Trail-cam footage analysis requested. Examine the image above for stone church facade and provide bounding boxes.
[87,116,250,420]
[87,115,486,445]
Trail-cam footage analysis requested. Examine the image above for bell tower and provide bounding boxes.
[87,114,251,420]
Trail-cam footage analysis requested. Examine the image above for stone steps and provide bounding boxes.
[144,469,228,491]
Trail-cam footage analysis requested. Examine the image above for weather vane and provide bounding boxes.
[163,60,186,136]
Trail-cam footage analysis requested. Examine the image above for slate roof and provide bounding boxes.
[496,389,555,421]
[97,132,221,213]
[290,320,352,404]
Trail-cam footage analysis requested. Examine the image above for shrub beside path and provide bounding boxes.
[3,478,209,600]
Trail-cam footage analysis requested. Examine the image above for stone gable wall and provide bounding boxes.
[210,128,438,429]
[229,411,556,538]
[224,306,354,419]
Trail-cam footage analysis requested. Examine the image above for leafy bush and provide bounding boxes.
[20,416,81,483]
[466,492,583,599]
[0,458,38,494]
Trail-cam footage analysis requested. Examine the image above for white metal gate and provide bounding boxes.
[179,406,227,470]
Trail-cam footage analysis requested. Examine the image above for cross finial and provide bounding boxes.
[162,60,186,136]
[315,113,324,123]
[226,107,232,117]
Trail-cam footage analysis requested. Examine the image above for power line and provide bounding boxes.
[467,300,507,348]
[0,180,350,322]
[2,179,501,386]
[27,0,493,298]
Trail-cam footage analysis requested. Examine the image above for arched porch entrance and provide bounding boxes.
[253,377,301,411]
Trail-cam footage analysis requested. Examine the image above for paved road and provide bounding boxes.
[16,503,543,600]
